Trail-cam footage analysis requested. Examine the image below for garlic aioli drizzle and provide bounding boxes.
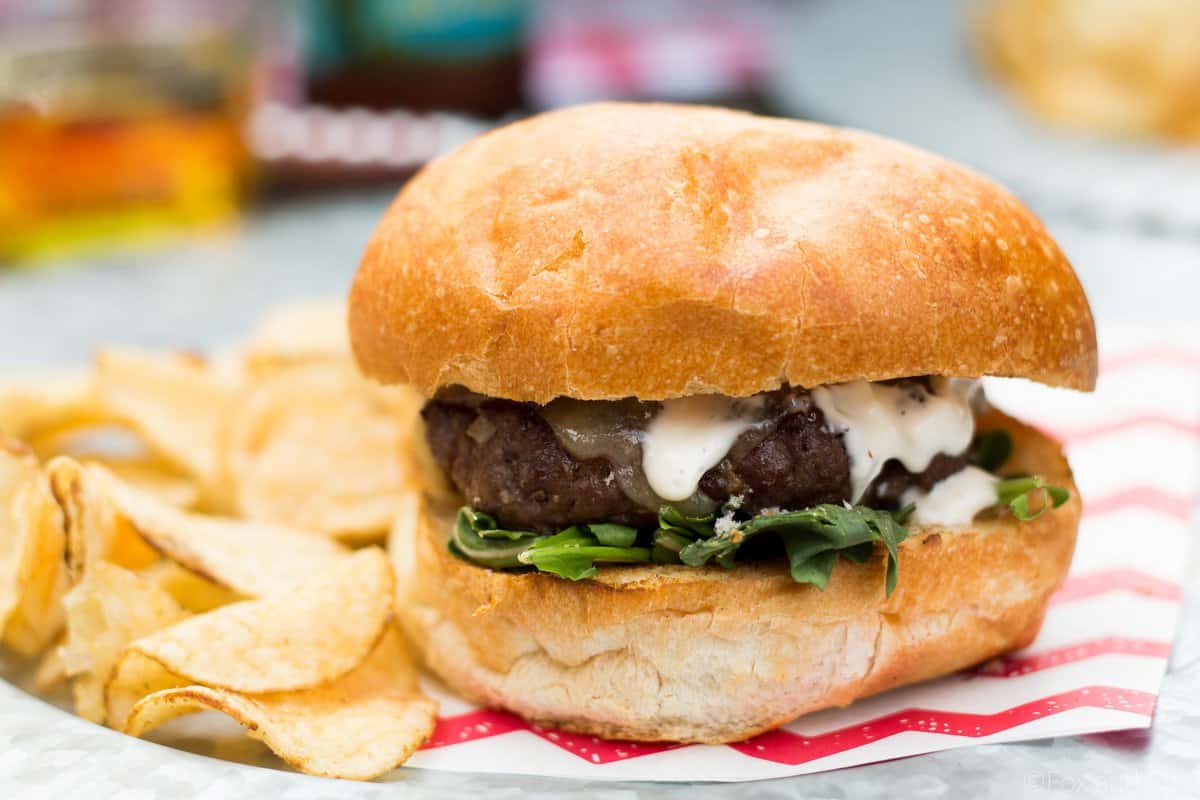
[811,378,979,502]
[641,395,762,502]
[903,466,998,526]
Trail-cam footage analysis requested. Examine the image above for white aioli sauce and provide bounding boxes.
[812,378,978,502]
[903,466,999,525]
[641,395,760,501]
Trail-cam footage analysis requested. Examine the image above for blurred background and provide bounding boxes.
[0,0,1197,364]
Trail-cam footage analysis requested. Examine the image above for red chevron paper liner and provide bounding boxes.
[423,685,1156,768]
[731,687,1156,765]
[1083,486,1193,521]
[1050,569,1183,605]
[1046,413,1200,444]
[405,327,1197,781]
[972,638,1173,678]
[423,709,683,762]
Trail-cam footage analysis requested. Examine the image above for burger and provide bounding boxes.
[349,103,1096,743]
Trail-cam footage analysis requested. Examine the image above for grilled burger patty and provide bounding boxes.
[422,385,969,532]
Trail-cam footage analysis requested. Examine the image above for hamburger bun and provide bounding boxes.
[349,102,1096,402]
[390,410,1079,743]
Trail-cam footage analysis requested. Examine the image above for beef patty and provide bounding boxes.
[422,385,968,532]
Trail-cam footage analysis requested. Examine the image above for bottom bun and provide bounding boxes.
[389,409,1080,743]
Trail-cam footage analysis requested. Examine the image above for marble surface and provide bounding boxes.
[1,193,1198,798]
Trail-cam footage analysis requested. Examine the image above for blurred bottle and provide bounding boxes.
[300,0,529,115]
[0,1,261,263]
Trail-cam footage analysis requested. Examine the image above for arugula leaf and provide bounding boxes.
[840,541,877,564]
[677,531,740,568]
[587,523,638,547]
[450,507,545,568]
[657,506,716,538]
[679,504,911,596]
[519,544,651,580]
[525,526,590,548]
[765,505,909,595]
[459,508,544,541]
[519,527,650,579]
[786,546,838,589]
[452,509,651,578]
[651,528,691,562]
[996,475,1070,520]
[970,429,1013,472]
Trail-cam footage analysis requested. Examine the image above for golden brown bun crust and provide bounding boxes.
[389,410,1080,742]
[351,103,1096,402]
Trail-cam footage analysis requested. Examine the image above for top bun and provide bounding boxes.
[350,103,1096,402]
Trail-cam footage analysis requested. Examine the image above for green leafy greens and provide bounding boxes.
[448,508,542,568]
[995,475,1070,520]
[450,509,650,580]
[667,505,911,595]
[969,429,1070,519]
[970,429,1014,472]
[451,502,912,595]
[518,526,650,580]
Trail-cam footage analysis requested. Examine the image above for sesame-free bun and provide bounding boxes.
[350,103,1096,403]
[388,410,1079,743]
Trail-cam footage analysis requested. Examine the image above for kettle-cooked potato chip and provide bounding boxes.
[385,488,423,597]
[101,471,352,598]
[0,369,103,442]
[120,626,436,781]
[81,457,199,510]
[138,561,238,613]
[223,364,421,543]
[110,548,392,699]
[1,440,69,658]
[32,637,68,693]
[47,457,159,583]
[61,561,188,722]
[47,458,348,598]
[33,424,200,511]
[2,476,70,657]
[94,349,236,501]
[242,298,351,377]
[0,439,38,625]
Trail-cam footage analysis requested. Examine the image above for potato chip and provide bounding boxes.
[28,420,146,463]
[223,364,421,543]
[139,561,238,613]
[31,422,200,511]
[405,422,460,507]
[2,475,70,657]
[99,471,351,597]
[242,298,350,377]
[47,457,159,583]
[94,349,235,497]
[61,561,188,722]
[0,438,38,625]
[385,488,428,611]
[81,457,199,510]
[121,626,437,780]
[32,638,68,693]
[110,548,391,703]
[1,439,69,658]
[0,369,103,442]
